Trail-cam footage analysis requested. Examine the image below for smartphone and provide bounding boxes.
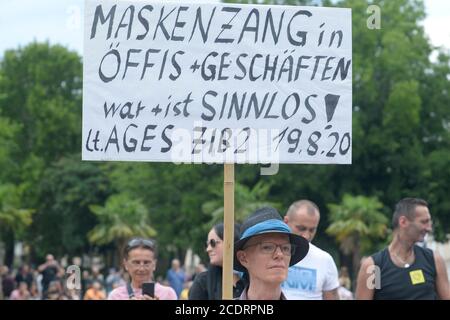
[142,282,155,298]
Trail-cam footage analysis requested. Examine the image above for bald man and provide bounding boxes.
[282,200,340,300]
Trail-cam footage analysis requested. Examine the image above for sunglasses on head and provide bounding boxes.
[125,238,155,253]
[205,239,221,249]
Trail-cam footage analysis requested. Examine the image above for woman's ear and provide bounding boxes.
[236,251,248,268]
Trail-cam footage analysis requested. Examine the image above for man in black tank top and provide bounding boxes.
[355,198,450,300]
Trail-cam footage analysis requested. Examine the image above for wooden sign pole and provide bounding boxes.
[222,163,235,299]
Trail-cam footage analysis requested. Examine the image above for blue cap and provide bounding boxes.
[234,207,309,272]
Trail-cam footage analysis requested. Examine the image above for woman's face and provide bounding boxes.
[206,228,223,267]
[124,247,156,285]
[236,233,291,285]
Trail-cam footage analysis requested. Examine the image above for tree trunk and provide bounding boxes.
[351,237,361,288]
[117,239,127,270]
[339,251,354,289]
[4,230,14,267]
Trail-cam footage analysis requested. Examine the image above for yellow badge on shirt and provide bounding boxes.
[409,269,425,285]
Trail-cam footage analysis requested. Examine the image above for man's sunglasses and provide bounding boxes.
[125,238,155,253]
[205,239,221,249]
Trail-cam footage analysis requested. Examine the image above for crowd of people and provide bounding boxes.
[0,254,206,300]
[0,256,129,300]
[1,197,448,300]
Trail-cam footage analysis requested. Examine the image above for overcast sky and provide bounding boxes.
[0,0,448,56]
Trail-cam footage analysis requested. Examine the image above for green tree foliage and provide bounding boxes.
[0,184,34,266]
[0,117,20,182]
[0,42,82,166]
[421,148,450,241]
[88,193,156,261]
[417,51,450,241]
[326,194,388,278]
[0,42,86,259]
[339,0,450,240]
[31,155,110,257]
[103,163,223,263]
[202,180,281,225]
[0,184,34,238]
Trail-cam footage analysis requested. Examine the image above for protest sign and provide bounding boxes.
[83,0,352,164]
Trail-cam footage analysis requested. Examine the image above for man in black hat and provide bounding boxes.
[234,207,309,300]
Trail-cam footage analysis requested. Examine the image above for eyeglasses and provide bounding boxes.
[243,242,295,256]
[205,239,222,249]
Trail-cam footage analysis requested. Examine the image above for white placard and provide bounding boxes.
[82,0,352,164]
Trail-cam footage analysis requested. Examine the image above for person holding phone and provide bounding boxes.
[108,238,177,300]
[141,282,155,298]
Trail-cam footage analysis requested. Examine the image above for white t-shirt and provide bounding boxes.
[282,243,339,300]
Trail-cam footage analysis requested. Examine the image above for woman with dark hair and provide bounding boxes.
[189,223,246,300]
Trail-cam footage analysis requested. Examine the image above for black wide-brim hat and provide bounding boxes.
[234,207,309,272]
